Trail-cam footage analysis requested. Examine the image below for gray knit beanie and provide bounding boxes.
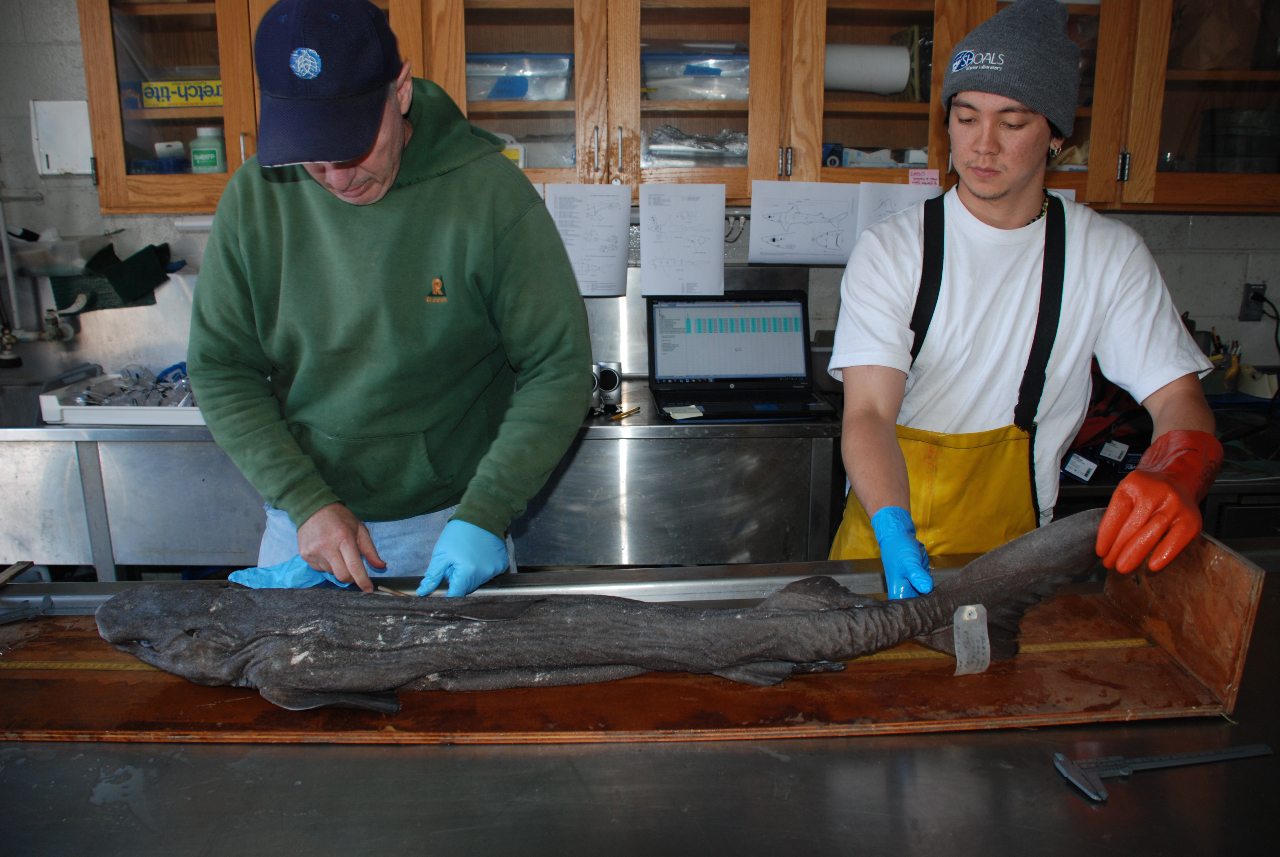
[941,0,1080,138]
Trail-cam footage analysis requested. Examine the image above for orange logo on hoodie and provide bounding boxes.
[426,277,447,303]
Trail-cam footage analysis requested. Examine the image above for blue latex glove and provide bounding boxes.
[416,520,510,597]
[229,555,355,590]
[870,506,934,600]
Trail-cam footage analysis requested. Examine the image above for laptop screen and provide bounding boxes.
[651,298,808,382]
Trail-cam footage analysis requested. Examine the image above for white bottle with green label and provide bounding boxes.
[189,127,227,174]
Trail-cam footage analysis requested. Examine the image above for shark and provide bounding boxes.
[763,206,849,230]
[95,510,1105,715]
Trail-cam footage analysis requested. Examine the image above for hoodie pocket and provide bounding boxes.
[289,423,452,507]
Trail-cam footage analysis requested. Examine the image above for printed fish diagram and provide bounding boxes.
[748,180,943,266]
[641,184,726,295]
[748,181,861,266]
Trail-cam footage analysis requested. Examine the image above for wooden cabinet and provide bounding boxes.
[78,0,1280,212]
[421,0,608,186]
[421,0,782,201]
[78,0,260,213]
[79,0,420,213]
[1122,0,1280,209]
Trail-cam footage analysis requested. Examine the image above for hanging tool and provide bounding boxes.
[1055,745,1272,801]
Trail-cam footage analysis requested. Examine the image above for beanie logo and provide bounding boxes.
[952,50,1005,73]
[289,48,322,80]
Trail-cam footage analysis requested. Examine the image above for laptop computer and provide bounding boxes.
[647,290,837,421]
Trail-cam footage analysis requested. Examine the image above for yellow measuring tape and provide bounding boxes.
[0,638,1152,672]
[0,660,158,671]
[854,637,1152,663]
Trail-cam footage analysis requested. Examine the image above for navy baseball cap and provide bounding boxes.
[254,0,402,166]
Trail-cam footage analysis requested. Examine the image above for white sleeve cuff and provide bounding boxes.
[827,350,913,380]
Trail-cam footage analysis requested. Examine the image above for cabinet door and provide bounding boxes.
[607,0,784,202]
[785,1,979,186]
[79,0,258,213]
[423,0,608,185]
[1124,0,1280,207]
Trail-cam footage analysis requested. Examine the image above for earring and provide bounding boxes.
[1049,146,1062,158]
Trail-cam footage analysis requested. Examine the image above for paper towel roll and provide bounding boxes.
[824,44,911,96]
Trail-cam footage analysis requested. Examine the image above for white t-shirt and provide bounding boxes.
[829,188,1210,524]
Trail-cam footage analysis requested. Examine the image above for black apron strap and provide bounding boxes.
[909,194,946,365]
[906,192,1067,525]
[1013,195,1066,434]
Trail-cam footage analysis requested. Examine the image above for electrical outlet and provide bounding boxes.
[1240,283,1266,322]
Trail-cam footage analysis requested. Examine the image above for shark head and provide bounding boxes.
[95,583,259,685]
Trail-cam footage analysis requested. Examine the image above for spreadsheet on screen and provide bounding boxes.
[652,300,807,381]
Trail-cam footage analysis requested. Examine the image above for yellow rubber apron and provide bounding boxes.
[830,193,1066,560]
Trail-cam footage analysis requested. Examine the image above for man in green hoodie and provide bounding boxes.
[187,0,592,597]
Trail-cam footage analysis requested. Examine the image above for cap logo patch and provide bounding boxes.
[289,48,322,80]
[951,50,975,72]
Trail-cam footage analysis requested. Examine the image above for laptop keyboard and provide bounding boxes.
[663,390,815,405]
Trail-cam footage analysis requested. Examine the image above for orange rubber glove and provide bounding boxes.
[1096,430,1223,573]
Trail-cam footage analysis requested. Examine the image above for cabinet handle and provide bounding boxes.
[617,126,624,172]
[593,126,600,172]
[239,132,248,164]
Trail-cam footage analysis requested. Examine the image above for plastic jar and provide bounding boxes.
[189,127,227,174]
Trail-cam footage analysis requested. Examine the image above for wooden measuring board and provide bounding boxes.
[0,535,1263,745]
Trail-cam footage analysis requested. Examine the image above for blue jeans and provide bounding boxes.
[258,504,459,578]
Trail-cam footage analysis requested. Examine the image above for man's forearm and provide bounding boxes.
[839,365,911,518]
[843,409,911,518]
[1143,373,1215,439]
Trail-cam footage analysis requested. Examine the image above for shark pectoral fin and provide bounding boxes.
[758,576,871,612]
[713,661,796,686]
[256,685,401,714]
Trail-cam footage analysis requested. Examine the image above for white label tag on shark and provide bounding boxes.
[953,604,990,676]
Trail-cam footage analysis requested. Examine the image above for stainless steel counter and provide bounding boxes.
[0,381,842,575]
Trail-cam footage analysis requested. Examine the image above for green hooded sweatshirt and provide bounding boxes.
[188,79,593,538]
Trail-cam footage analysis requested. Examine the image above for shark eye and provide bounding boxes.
[183,628,200,638]
[137,640,153,648]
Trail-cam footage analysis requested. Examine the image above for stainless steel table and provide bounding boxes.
[512,381,842,566]
[0,381,842,576]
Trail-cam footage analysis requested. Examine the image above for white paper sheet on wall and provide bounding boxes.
[854,183,943,241]
[545,184,631,297]
[640,183,726,296]
[747,180,861,266]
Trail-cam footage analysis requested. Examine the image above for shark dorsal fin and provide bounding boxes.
[757,576,870,612]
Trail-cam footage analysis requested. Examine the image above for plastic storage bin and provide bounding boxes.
[465,54,573,101]
[641,54,749,101]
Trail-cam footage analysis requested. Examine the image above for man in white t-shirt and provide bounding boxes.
[828,0,1223,599]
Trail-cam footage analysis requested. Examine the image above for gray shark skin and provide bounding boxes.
[95,510,1105,715]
